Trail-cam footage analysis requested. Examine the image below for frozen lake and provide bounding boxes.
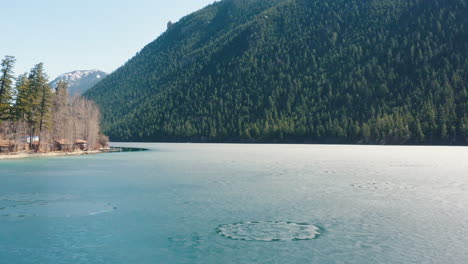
[0,143,467,263]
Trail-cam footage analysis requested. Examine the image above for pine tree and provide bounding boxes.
[25,63,49,149]
[36,77,54,152]
[0,56,16,121]
[13,73,32,121]
[415,119,425,143]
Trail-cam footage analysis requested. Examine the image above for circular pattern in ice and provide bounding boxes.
[216,221,321,241]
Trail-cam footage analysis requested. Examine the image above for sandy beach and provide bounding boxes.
[0,150,102,160]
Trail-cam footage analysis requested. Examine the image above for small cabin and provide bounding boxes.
[55,139,74,152]
[0,140,12,153]
[21,136,40,144]
[75,139,87,150]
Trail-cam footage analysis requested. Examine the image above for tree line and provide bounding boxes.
[0,56,107,152]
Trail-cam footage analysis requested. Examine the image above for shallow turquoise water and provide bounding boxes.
[1,143,467,263]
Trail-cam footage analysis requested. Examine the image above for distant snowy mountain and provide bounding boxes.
[50,70,108,96]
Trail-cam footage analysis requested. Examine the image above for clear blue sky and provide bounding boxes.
[0,0,215,80]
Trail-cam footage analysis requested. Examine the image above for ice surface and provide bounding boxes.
[1,144,468,263]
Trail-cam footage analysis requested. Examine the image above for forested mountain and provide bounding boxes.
[85,0,468,144]
[51,70,108,96]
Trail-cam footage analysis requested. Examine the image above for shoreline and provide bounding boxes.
[0,150,106,160]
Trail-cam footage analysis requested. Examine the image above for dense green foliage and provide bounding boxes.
[86,0,468,144]
[0,56,16,121]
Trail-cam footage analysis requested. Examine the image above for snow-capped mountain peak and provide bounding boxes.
[50,70,108,95]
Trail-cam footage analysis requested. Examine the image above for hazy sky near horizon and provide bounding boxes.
[0,0,215,80]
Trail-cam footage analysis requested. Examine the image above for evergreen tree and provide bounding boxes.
[0,56,16,121]
[13,73,32,121]
[36,76,54,151]
[25,63,49,148]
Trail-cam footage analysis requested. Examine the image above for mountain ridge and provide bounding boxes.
[51,70,108,95]
[85,0,467,144]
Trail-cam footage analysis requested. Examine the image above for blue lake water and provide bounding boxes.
[1,143,467,263]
